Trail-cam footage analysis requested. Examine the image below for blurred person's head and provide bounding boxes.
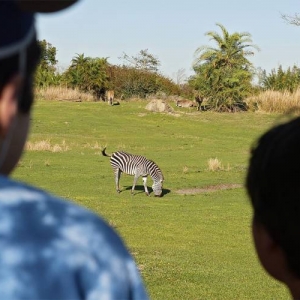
[0,0,80,176]
[0,38,40,175]
[246,117,300,298]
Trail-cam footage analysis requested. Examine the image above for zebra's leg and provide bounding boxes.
[115,169,122,193]
[142,176,150,196]
[131,174,140,195]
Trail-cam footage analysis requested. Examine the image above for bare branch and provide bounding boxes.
[282,13,300,26]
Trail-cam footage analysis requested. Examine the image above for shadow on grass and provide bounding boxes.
[123,185,171,197]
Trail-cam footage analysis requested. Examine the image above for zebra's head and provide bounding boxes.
[148,160,164,197]
[152,179,163,197]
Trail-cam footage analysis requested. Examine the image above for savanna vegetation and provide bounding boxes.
[35,22,300,113]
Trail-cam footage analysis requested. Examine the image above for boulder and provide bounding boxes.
[145,99,173,113]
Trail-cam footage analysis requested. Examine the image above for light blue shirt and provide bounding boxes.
[0,176,148,300]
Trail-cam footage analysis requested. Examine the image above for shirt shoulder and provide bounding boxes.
[0,175,127,255]
[0,176,149,299]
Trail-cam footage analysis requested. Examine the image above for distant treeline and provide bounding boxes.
[35,40,193,101]
[36,24,300,112]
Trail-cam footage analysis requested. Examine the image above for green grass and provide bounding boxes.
[13,100,290,299]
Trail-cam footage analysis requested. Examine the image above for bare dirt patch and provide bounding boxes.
[175,183,243,195]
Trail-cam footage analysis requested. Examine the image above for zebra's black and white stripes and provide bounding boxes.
[102,147,164,197]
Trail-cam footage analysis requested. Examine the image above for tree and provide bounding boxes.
[66,53,90,87]
[35,40,60,88]
[62,53,109,98]
[190,23,259,111]
[173,68,187,85]
[119,49,161,73]
[105,64,181,99]
[282,13,300,26]
[39,39,58,69]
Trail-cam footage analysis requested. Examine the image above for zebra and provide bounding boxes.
[102,147,164,197]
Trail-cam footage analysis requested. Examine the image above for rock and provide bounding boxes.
[145,99,174,113]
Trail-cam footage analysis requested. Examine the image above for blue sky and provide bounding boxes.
[37,0,300,81]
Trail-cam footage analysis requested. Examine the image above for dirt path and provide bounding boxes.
[175,183,243,195]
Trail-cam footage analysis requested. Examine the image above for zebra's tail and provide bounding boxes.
[101,147,111,157]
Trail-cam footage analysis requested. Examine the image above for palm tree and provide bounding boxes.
[194,23,259,69]
[65,53,89,88]
[71,53,89,68]
[192,23,260,111]
[62,54,109,98]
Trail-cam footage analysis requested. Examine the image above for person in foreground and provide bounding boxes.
[0,1,148,299]
[246,116,300,299]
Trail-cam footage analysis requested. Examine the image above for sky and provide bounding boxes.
[36,0,300,82]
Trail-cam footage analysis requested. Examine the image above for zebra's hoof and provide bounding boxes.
[117,190,121,194]
[145,193,150,196]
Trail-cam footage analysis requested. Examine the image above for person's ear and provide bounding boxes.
[252,218,288,282]
[0,75,22,138]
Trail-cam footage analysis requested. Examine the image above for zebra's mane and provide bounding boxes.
[147,159,164,180]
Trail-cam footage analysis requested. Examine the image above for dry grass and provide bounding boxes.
[83,142,103,150]
[26,140,51,151]
[207,158,223,171]
[207,158,230,171]
[26,140,69,152]
[83,142,105,155]
[246,88,300,113]
[35,86,94,102]
[92,142,102,150]
[182,166,189,173]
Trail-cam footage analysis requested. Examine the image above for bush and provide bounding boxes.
[107,65,181,99]
[245,88,300,113]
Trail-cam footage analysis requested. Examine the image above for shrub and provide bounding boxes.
[246,88,300,113]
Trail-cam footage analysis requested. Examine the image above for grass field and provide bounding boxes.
[13,99,290,299]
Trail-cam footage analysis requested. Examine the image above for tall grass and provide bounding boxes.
[35,86,94,102]
[246,88,300,113]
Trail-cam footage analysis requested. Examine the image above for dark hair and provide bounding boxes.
[246,117,300,277]
[0,37,41,113]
